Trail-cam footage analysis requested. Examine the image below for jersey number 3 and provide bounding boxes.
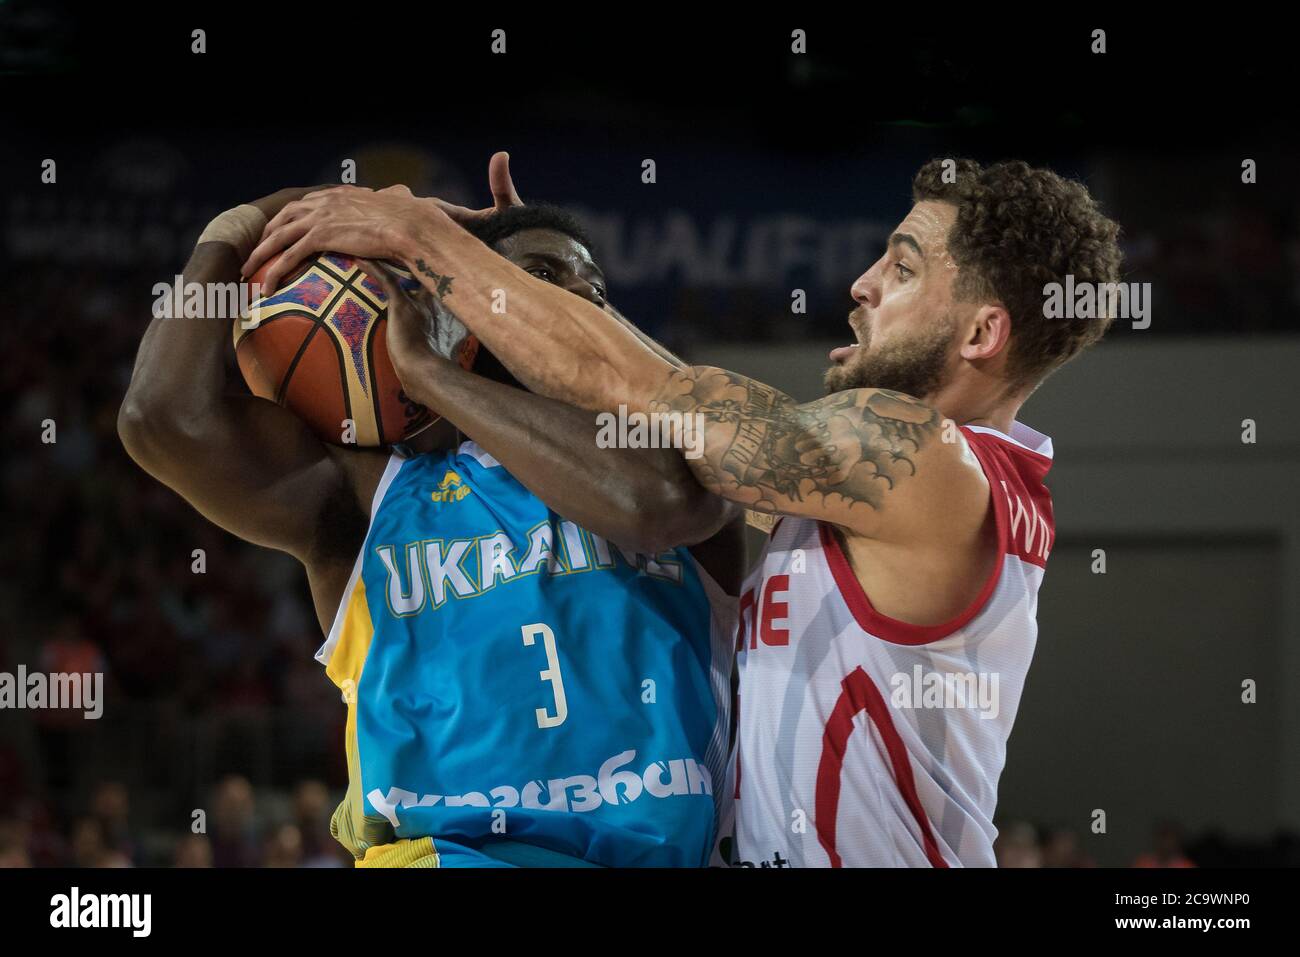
[521,622,568,729]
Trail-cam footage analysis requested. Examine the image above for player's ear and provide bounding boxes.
[959,303,1012,363]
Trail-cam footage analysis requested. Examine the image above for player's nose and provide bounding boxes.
[849,268,879,308]
[565,277,605,306]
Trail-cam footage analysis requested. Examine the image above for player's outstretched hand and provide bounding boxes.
[196,185,334,262]
[241,184,439,291]
[430,151,524,227]
[241,151,522,290]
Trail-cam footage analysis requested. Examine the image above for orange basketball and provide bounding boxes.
[235,252,478,447]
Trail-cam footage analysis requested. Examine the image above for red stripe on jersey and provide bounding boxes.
[814,665,949,868]
[961,427,1055,569]
[818,521,1003,645]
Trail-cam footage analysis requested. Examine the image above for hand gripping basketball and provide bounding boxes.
[235,252,476,447]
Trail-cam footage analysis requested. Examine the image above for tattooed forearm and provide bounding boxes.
[412,259,455,300]
[650,367,942,514]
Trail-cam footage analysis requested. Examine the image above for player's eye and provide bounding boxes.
[528,266,556,283]
[592,285,607,301]
[895,261,913,281]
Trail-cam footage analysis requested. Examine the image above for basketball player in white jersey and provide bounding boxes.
[241,156,1123,867]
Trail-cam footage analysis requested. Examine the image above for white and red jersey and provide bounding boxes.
[715,422,1055,868]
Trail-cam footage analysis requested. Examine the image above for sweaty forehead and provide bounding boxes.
[897,200,957,256]
[496,228,595,269]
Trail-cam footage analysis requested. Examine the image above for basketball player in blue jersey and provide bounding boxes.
[118,172,744,867]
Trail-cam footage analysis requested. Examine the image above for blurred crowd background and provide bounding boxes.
[9,772,1277,868]
[3,16,1298,868]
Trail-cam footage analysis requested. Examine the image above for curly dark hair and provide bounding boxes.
[466,203,595,256]
[912,158,1122,388]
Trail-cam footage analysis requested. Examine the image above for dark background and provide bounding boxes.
[1,6,1297,867]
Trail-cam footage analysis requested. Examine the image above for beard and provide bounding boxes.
[823,311,956,398]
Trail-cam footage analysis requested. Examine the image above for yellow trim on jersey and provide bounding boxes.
[355,837,441,869]
[324,578,405,860]
[326,578,374,691]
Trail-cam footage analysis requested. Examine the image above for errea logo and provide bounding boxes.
[431,470,472,505]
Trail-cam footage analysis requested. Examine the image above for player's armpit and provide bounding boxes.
[686,511,748,596]
[650,366,987,541]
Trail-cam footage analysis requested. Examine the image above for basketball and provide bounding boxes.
[235,252,479,447]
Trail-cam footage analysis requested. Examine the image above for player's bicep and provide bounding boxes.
[768,390,985,538]
[121,393,344,559]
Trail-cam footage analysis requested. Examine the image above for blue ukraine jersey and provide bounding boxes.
[317,441,734,867]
